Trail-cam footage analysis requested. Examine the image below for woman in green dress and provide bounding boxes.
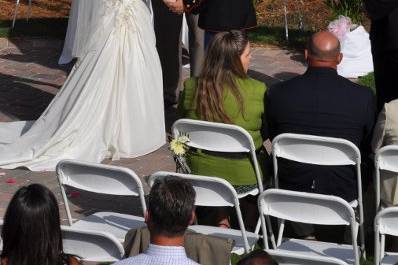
[178,30,268,229]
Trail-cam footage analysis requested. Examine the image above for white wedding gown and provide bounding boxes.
[0,0,165,171]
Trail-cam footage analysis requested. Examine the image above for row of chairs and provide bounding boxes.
[1,163,397,265]
[172,119,398,265]
[1,118,398,264]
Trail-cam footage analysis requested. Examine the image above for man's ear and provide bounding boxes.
[337,52,343,65]
[189,210,196,226]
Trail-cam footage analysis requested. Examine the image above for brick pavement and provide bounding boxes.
[0,38,306,222]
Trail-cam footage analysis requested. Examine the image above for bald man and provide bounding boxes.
[266,31,375,207]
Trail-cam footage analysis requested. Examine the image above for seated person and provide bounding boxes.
[266,31,375,240]
[266,31,375,202]
[237,250,277,265]
[372,99,398,206]
[178,30,268,228]
[1,184,80,265]
[114,176,198,265]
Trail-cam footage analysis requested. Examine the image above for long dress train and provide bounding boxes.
[0,0,165,171]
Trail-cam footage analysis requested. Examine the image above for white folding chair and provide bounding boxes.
[374,145,398,211]
[258,189,360,265]
[62,226,124,263]
[267,249,350,265]
[172,119,264,198]
[272,133,366,258]
[12,0,32,28]
[374,207,398,265]
[57,159,147,243]
[148,171,259,255]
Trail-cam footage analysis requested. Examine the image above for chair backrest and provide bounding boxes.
[258,189,356,226]
[272,133,360,166]
[62,226,124,262]
[148,171,239,207]
[172,119,256,153]
[148,171,251,252]
[56,159,147,224]
[375,145,398,210]
[172,119,263,191]
[374,207,398,265]
[267,249,350,265]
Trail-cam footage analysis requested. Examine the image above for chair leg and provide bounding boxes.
[283,0,289,41]
[13,0,21,28]
[27,0,32,21]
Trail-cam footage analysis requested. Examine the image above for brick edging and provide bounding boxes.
[0,37,64,52]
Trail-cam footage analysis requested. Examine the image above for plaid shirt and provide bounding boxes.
[113,244,199,265]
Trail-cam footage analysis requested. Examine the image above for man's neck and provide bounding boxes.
[150,234,185,247]
[308,61,337,69]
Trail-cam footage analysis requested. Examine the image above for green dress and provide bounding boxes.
[177,77,267,186]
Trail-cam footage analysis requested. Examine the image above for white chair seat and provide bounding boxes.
[71,212,145,242]
[381,252,398,265]
[189,225,259,255]
[278,238,357,265]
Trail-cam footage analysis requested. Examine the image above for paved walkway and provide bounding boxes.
[0,38,306,222]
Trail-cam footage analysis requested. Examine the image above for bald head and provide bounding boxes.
[307,31,341,62]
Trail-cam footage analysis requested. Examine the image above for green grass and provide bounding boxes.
[0,18,68,39]
[248,25,314,50]
[358,72,376,95]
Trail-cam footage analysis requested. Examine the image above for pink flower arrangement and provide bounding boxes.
[328,15,353,42]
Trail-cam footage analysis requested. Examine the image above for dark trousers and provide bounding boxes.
[370,18,398,111]
[152,0,204,105]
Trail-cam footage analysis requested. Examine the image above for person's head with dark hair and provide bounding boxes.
[305,31,343,69]
[196,30,250,123]
[1,184,75,265]
[237,250,277,265]
[146,176,196,246]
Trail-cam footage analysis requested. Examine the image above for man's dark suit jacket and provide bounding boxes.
[266,67,375,202]
[188,0,257,31]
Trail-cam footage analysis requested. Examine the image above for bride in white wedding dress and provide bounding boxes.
[0,0,165,171]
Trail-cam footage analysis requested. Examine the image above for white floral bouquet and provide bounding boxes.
[169,134,191,173]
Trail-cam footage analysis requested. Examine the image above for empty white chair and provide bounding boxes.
[62,226,124,262]
[374,207,398,265]
[374,145,398,211]
[172,119,264,198]
[57,159,147,243]
[258,189,360,265]
[148,171,259,255]
[267,249,350,265]
[272,133,365,257]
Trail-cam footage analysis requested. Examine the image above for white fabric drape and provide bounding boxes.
[0,0,165,171]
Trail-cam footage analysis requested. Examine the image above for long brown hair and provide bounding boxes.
[195,30,249,123]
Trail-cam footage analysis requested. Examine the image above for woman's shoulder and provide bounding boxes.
[236,77,266,94]
[184,77,198,89]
